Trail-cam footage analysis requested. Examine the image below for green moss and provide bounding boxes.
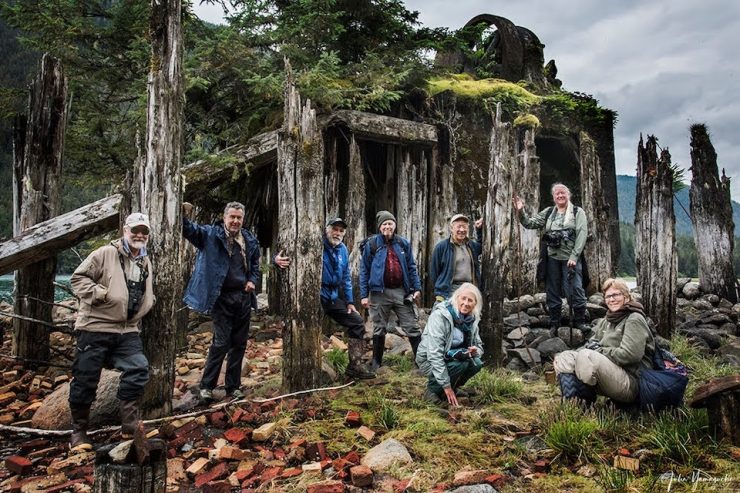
[427,74,541,107]
[513,113,541,128]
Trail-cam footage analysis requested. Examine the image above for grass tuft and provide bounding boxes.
[384,353,415,373]
[640,407,715,468]
[469,368,524,404]
[325,347,348,375]
[541,401,601,460]
[367,392,401,430]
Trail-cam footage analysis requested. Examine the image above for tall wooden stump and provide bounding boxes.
[12,54,67,366]
[509,126,539,296]
[138,0,184,418]
[482,103,515,366]
[689,124,738,303]
[580,131,613,293]
[635,135,676,338]
[277,61,324,392]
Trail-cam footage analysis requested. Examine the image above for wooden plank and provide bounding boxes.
[325,110,438,144]
[0,194,122,275]
[182,130,278,197]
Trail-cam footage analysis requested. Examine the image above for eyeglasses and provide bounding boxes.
[131,226,150,235]
[604,293,624,300]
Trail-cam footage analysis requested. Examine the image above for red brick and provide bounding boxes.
[19,439,49,453]
[259,401,277,412]
[533,459,549,473]
[618,448,631,456]
[273,448,286,460]
[306,442,327,461]
[320,459,332,471]
[484,473,507,488]
[350,465,373,487]
[209,411,229,428]
[289,438,307,449]
[332,458,349,471]
[306,480,345,493]
[344,410,362,428]
[343,451,360,465]
[68,465,93,479]
[392,478,411,492]
[194,463,230,488]
[45,480,85,493]
[174,419,201,438]
[202,480,232,493]
[259,466,283,484]
[234,467,256,482]
[280,467,302,479]
[223,427,251,446]
[240,412,259,424]
[241,476,261,489]
[5,455,32,475]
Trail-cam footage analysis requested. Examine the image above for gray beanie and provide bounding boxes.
[376,210,396,230]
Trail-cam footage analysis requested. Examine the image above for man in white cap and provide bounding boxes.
[68,212,154,452]
[429,214,484,304]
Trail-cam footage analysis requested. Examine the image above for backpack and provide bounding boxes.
[638,335,689,413]
[535,206,590,289]
[358,234,380,257]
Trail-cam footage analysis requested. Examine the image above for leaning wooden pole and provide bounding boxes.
[481,103,514,366]
[277,60,324,392]
[635,135,676,338]
[137,0,184,418]
[12,54,67,366]
[689,124,738,303]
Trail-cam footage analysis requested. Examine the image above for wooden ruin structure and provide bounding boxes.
[3,14,623,374]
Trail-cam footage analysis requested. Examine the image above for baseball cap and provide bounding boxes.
[125,212,151,230]
[450,213,470,224]
[326,217,348,228]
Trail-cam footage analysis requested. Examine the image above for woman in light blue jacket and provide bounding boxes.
[416,283,484,407]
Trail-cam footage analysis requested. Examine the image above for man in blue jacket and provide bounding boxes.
[430,214,483,304]
[182,201,260,402]
[274,218,375,379]
[360,211,422,370]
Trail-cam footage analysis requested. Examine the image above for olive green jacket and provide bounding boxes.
[590,313,655,380]
[518,205,587,263]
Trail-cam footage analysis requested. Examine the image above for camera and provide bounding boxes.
[543,229,574,248]
[403,294,416,306]
[126,279,146,320]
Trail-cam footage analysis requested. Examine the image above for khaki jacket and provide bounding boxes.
[71,239,154,333]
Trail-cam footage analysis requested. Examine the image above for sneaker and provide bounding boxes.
[230,389,246,400]
[199,388,214,402]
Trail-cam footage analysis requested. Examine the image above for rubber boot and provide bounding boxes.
[371,335,386,370]
[408,335,421,360]
[549,322,560,338]
[573,307,592,335]
[69,406,93,452]
[120,399,141,438]
[345,338,375,379]
[558,373,596,406]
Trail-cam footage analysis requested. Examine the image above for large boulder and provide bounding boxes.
[32,369,122,430]
[536,338,569,358]
[682,282,701,300]
[361,438,413,471]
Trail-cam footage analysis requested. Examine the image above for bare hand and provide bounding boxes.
[361,297,369,309]
[474,217,483,229]
[512,196,524,211]
[275,250,291,269]
[347,303,358,314]
[444,387,459,407]
[567,259,576,268]
[245,281,255,293]
[413,291,421,303]
[467,346,478,357]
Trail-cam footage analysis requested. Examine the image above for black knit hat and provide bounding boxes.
[376,210,396,230]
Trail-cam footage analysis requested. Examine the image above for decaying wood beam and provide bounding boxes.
[325,110,438,144]
[0,194,122,276]
[182,130,278,197]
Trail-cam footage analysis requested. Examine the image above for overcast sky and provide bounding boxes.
[194,0,740,200]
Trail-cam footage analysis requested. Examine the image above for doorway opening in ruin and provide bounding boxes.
[361,140,395,236]
[535,135,582,208]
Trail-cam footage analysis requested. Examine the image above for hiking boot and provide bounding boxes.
[423,388,444,405]
[371,335,386,370]
[230,389,246,400]
[199,388,214,403]
[549,324,560,338]
[346,338,376,379]
[120,400,141,438]
[69,406,93,453]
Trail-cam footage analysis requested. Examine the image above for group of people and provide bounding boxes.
[66,182,659,451]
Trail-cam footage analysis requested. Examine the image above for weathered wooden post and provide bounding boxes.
[345,134,367,306]
[634,135,676,338]
[509,126,539,295]
[12,54,67,366]
[579,131,612,294]
[277,61,324,392]
[92,438,167,493]
[137,0,184,418]
[689,124,738,303]
[481,103,514,366]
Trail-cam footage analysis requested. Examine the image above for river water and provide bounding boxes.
[0,274,73,303]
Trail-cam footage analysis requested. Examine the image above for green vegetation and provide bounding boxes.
[469,368,525,404]
[325,348,349,375]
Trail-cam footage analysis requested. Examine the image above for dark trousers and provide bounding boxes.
[427,357,483,396]
[201,290,251,393]
[546,256,587,323]
[322,298,365,340]
[69,331,149,408]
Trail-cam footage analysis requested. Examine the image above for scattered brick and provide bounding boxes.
[350,465,373,487]
[306,441,327,461]
[223,427,251,446]
[252,422,277,441]
[320,458,332,471]
[0,391,17,406]
[194,462,230,488]
[219,446,253,461]
[45,479,85,493]
[533,460,549,473]
[273,448,286,460]
[343,451,360,465]
[202,480,232,493]
[453,469,490,486]
[280,467,303,479]
[19,438,49,453]
[186,457,210,476]
[302,462,322,473]
[208,411,229,428]
[289,438,307,449]
[618,448,631,456]
[5,455,32,475]
[332,458,350,472]
[613,456,639,472]
[259,466,283,484]
[356,426,375,442]
[307,480,345,493]
[344,410,362,428]
[484,473,507,488]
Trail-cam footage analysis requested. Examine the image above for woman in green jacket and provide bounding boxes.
[416,283,484,407]
[553,278,655,404]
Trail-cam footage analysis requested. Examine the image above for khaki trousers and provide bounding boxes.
[553,348,637,403]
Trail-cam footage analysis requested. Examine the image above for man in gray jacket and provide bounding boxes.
[68,212,154,452]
